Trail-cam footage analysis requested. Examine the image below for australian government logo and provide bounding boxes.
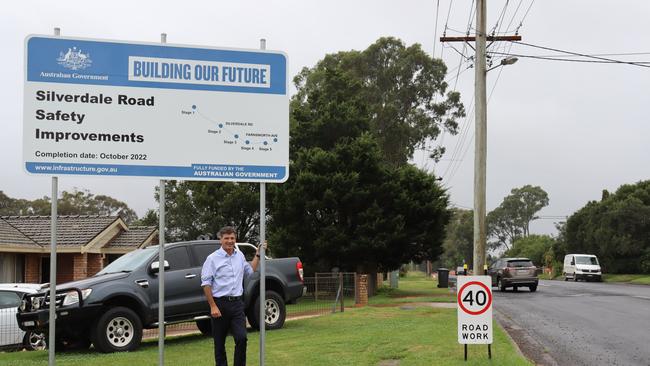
[39,46,108,81]
[57,47,92,70]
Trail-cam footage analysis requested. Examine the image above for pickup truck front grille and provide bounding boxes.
[22,292,65,312]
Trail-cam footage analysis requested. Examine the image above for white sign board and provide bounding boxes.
[23,35,289,182]
[457,276,493,344]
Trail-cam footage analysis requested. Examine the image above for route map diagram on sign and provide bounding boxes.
[187,104,280,150]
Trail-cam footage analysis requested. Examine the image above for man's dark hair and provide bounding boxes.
[218,226,237,239]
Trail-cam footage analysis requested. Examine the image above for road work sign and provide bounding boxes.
[23,35,288,182]
[457,276,493,344]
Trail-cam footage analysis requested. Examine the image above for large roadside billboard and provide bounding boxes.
[24,35,289,182]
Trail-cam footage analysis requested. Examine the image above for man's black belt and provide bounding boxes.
[214,295,242,302]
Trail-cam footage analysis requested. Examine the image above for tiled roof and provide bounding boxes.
[105,226,157,248]
[0,218,41,248]
[0,215,119,247]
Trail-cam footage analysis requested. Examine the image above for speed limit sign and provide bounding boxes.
[457,276,493,344]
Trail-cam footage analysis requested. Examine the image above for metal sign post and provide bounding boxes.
[259,37,267,366]
[48,27,60,366]
[157,32,167,366]
[48,177,57,365]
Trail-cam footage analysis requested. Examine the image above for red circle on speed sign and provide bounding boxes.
[457,281,492,315]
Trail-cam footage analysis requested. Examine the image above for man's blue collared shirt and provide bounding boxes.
[201,247,253,297]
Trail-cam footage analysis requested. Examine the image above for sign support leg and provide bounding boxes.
[258,38,268,366]
[158,177,166,366]
[464,344,467,361]
[48,27,61,366]
[49,175,58,366]
[488,344,492,359]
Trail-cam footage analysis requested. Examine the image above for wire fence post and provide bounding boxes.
[339,272,344,313]
[354,273,359,305]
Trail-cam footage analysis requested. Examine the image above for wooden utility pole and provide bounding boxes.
[473,0,487,281]
[440,1,522,275]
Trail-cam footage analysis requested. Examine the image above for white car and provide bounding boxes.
[0,283,47,350]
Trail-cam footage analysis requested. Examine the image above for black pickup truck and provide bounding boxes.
[17,240,304,353]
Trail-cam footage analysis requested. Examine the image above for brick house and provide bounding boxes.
[0,215,157,284]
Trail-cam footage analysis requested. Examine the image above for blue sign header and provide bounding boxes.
[26,35,287,95]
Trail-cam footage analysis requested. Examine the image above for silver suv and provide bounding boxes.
[488,258,538,292]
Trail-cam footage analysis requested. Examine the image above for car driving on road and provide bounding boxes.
[488,258,538,292]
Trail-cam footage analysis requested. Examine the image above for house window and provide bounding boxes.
[0,253,25,283]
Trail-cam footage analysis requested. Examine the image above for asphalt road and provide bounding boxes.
[493,280,650,366]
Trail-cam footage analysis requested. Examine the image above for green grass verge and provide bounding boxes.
[1,307,530,366]
[370,271,456,305]
[603,274,650,285]
[1,272,531,365]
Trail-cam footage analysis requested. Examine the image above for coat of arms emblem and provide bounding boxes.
[57,47,92,70]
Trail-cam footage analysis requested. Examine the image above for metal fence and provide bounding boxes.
[289,272,357,318]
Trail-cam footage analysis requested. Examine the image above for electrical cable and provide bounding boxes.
[433,0,441,57]
[513,41,650,68]
[489,52,650,64]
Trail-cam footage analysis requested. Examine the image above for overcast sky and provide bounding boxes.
[2,1,649,236]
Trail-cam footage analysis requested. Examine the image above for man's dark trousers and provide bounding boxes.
[211,297,247,366]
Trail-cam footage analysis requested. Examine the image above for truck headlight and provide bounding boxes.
[62,289,92,306]
[19,299,27,312]
[32,297,41,310]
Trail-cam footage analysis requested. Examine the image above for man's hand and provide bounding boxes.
[210,304,222,318]
[257,241,268,256]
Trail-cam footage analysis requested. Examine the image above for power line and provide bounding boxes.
[440,1,478,180]
[433,0,441,57]
[490,0,510,37]
[490,52,650,64]
[514,41,650,68]
[519,0,536,28]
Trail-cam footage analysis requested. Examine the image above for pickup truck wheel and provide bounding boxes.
[92,307,142,353]
[196,318,212,336]
[23,331,46,351]
[248,290,286,331]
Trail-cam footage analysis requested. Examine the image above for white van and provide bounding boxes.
[563,254,602,282]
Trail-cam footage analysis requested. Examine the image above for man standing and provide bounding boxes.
[201,226,263,366]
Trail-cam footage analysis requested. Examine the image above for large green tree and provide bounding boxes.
[291,37,464,166]
[488,185,549,251]
[269,134,450,277]
[270,38,458,287]
[565,180,650,273]
[505,234,554,268]
[160,181,260,243]
[440,209,474,268]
